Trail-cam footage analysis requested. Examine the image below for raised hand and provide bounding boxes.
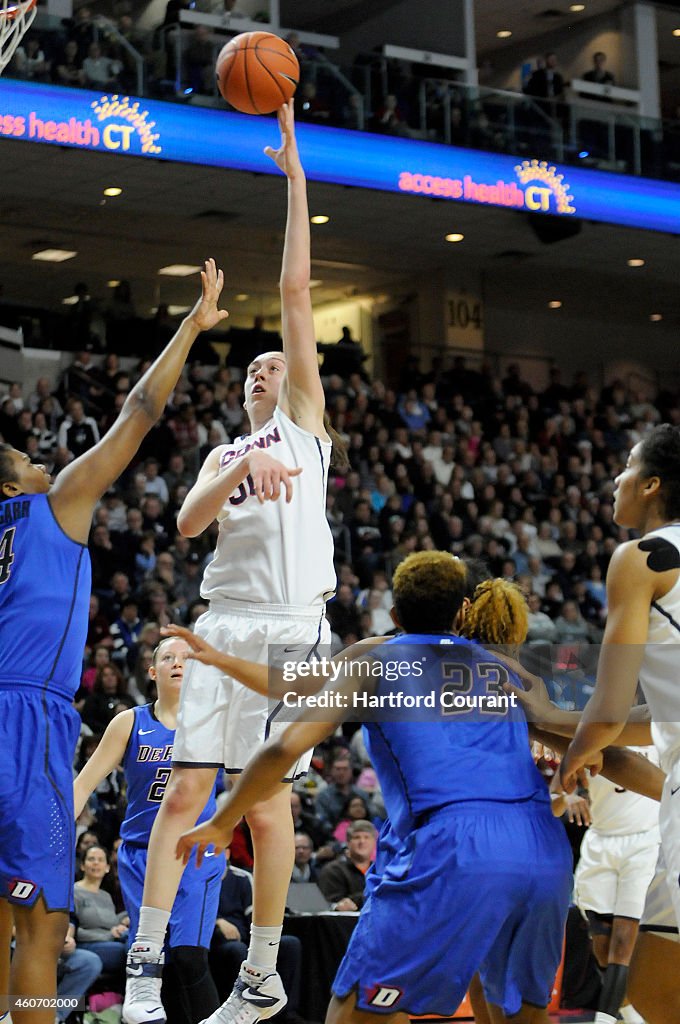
[188,258,230,332]
[263,99,303,179]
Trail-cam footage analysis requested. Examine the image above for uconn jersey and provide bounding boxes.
[121,704,217,843]
[0,493,90,699]
[200,407,335,607]
[638,524,680,771]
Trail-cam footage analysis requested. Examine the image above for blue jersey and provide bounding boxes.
[0,493,91,700]
[121,704,217,844]
[365,634,548,838]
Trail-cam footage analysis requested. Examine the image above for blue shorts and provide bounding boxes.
[333,801,572,1018]
[0,690,80,912]
[118,842,225,949]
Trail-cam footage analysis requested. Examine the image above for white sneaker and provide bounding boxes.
[123,945,165,1024]
[202,964,287,1024]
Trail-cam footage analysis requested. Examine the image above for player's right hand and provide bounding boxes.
[247,450,302,503]
[176,818,234,868]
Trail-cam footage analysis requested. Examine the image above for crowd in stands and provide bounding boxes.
[2,336,676,1008]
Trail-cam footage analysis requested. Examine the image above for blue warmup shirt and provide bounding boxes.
[364,634,549,838]
[121,703,218,845]
[0,493,91,700]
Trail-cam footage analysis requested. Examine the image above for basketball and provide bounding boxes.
[216,31,299,115]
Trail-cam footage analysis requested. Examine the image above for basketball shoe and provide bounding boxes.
[123,945,165,1024]
[200,964,287,1024]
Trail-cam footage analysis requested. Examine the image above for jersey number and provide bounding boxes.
[440,660,510,715]
[229,474,256,506]
[147,767,172,803]
[0,527,16,585]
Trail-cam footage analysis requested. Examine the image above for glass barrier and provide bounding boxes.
[6,20,680,184]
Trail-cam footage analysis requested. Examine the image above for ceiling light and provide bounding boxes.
[548,300,562,309]
[309,279,323,288]
[167,305,191,316]
[496,29,512,38]
[570,4,585,11]
[673,28,680,36]
[103,187,122,197]
[627,258,645,267]
[61,295,80,305]
[650,313,663,321]
[445,233,464,242]
[158,264,202,277]
[310,215,329,224]
[107,280,121,288]
[32,248,77,262]
[234,293,249,301]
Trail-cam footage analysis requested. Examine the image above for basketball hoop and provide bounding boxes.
[0,0,38,76]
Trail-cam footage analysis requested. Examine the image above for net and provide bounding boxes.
[0,0,38,76]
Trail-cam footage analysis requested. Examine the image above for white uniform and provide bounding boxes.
[635,524,680,940]
[174,407,335,774]
[575,747,660,920]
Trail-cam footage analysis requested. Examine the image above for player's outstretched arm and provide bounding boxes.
[50,259,229,544]
[559,541,654,792]
[264,101,325,435]
[177,719,335,867]
[177,447,302,537]
[73,708,135,818]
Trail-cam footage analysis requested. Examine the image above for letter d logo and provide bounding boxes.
[10,879,36,901]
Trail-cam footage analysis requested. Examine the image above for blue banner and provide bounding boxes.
[2,78,680,233]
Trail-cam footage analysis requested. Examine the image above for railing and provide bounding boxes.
[8,18,680,184]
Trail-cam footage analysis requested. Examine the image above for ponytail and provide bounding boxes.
[460,578,529,646]
[323,412,350,472]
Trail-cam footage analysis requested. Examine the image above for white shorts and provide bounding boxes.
[574,827,660,920]
[641,757,680,942]
[173,599,331,779]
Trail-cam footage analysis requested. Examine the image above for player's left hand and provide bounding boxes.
[264,100,303,179]
[188,258,230,332]
[176,818,234,867]
[161,624,222,667]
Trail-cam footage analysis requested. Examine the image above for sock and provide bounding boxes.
[620,1006,645,1024]
[133,906,171,955]
[599,963,629,1019]
[594,1014,618,1024]
[247,925,282,973]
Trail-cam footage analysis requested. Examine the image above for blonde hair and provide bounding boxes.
[460,578,529,647]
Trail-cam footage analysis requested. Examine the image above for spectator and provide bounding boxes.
[291,833,320,883]
[554,600,592,643]
[109,599,143,670]
[73,846,129,990]
[582,51,614,86]
[317,820,377,910]
[81,664,136,734]
[58,399,100,459]
[332,795,374,844]
[55,39,84,86]
[82,42,122,90]
[13,36,50,80]
[56,921,103,1021]
[525,52,564,101]
[315,754,372,830]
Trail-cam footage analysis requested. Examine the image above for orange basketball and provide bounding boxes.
[216,32,299,115]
